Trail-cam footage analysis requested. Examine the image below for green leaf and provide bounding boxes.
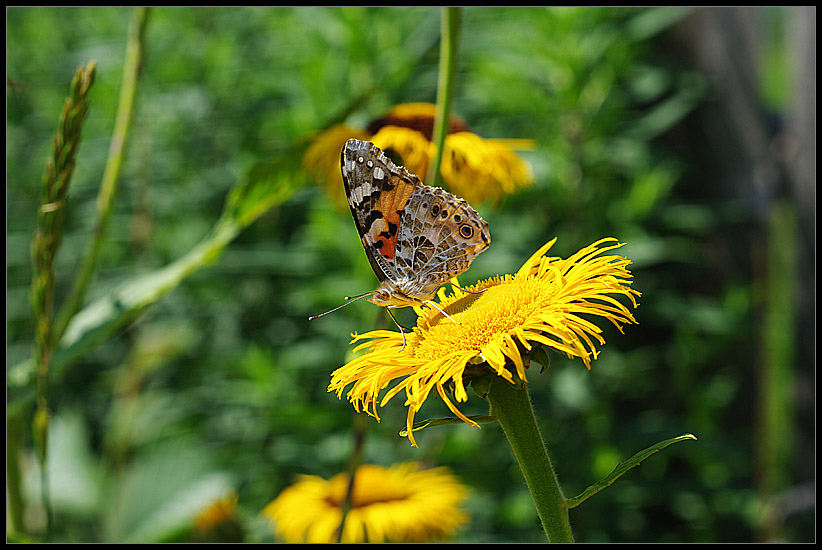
[564,433,697,508]
[626,72,706,140]
[8,148,303,412]
[9,88,377,416]
[626,7,694,41]
[223,141,309,229]
[101,441,233,543]
[44,411,102,516]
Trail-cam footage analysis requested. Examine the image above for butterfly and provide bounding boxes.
[310,138,491,350]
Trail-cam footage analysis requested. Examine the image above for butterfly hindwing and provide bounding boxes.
[395,185,490,297]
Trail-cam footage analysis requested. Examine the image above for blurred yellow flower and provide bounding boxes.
[303,103,534,206]
[302,123,371,208]
[192,490,243,542]
[261,463,469,543]
[328,238,640,447]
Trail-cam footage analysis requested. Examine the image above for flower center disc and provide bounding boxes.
[411,276,554,360]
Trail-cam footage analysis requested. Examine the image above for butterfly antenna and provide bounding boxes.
[308,291,373,321]
[454,285,488,295]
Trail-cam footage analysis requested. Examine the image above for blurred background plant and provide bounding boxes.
[6,6,814,542]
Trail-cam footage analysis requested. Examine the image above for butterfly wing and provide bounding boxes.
[341,139,491,303]
[341,139,422,285]
[395,185,491,299]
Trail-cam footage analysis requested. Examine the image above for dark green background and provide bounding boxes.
[7,6,815,543]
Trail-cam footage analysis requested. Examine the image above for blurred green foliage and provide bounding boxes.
[6,6,812,543]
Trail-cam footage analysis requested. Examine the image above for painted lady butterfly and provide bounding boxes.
[310,139,491,348]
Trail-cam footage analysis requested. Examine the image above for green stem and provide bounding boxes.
[55,6,150,341]
[486,377,574,542]
[426,6,461,187]
[755,199,797,540]
[34,407,52,539]
[6,414,25,534]
[337,414,369,543]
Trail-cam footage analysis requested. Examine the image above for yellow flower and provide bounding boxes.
[192,490,243,542]
[303,103,534,206]
[440,131,535,204]
[302,123,371,208]
[369,123,436,187]
[261,463,469,543]
[328,238,640,447]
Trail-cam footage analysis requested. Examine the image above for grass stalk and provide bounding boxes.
[29,59,98,540]
[55,6,150,341]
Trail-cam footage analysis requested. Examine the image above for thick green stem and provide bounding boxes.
[426,6,461,186]
[486,377,574,542]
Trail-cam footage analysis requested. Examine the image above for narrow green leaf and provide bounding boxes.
[223,141,309,229]
[564,433,697,508]
[55,8,149,341]
[9,88,381,415]
[8,163,297,410]
[626,7,694,41]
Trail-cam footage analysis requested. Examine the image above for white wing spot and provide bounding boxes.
[351,185,363,203]
[363,181,376,195]
[366,159,374,168]
[373,166,385,180]
[357,156,365,164]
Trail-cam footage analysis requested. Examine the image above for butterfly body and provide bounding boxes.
[341,139,491,310]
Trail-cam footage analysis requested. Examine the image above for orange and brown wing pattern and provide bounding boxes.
[341,139,422,283]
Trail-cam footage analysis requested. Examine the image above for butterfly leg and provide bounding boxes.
[423,300,460,325]
[385,306,409,352]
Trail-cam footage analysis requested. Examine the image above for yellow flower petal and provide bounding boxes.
[303,104,534,205]
[441,131,535,204]
[262,463,469,543]
[302,124,371,207]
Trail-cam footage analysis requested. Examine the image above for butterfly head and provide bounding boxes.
[366,281,425,308]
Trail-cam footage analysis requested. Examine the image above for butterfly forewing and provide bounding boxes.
[341,139,422,284]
